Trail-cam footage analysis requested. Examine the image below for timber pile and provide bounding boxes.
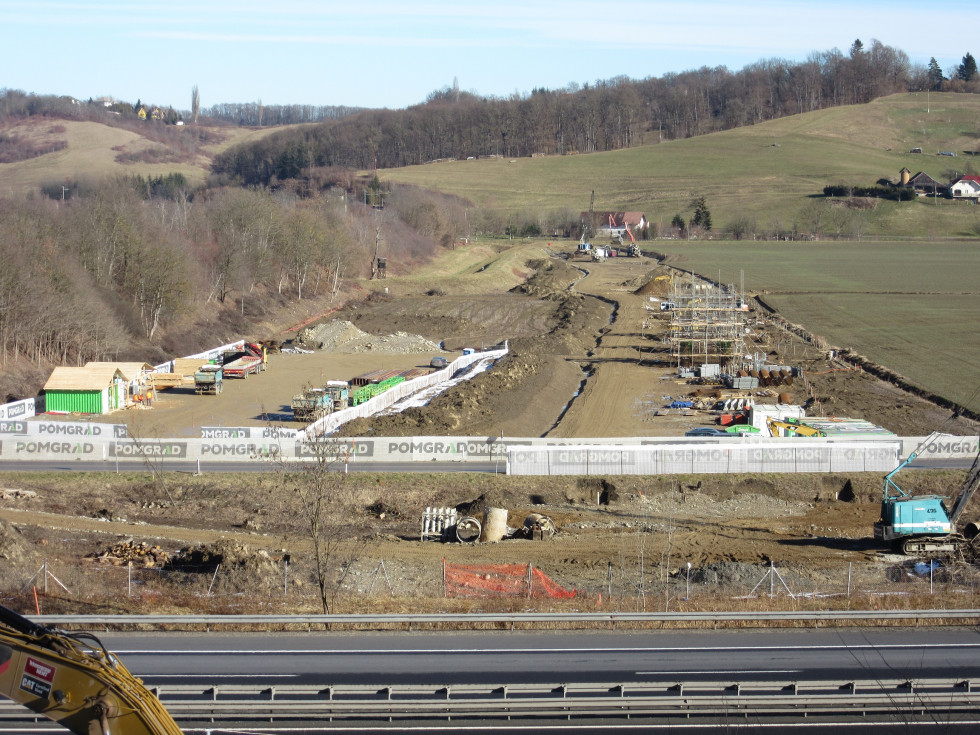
[86,539,171,567]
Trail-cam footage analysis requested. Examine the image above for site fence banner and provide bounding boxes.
[200,426,299,440]
[901,435,979,460]
[0,398,37,422]
[505,440,902,476]
[0,419,126,439]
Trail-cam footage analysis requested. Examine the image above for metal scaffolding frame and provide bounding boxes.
[666,273,747,370]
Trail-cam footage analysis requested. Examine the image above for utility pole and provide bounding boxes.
[371,215,384,280]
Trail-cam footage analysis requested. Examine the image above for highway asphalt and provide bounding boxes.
[100,628,980,688]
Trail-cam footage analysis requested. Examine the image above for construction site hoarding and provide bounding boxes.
[505,440,902,476]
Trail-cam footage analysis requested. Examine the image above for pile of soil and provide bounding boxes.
[630,267,674,298]
[509,258,581,299]
[162,540,285,594]
[298,319,441,353]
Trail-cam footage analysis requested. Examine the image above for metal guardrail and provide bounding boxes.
[30,609,980,629]
[2,678,977,726]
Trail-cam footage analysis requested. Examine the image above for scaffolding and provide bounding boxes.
[666,274,747,371]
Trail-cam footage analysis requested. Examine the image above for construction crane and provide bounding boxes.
[0,602,182,734]
[581,190,595,245]
[873,433,980,554]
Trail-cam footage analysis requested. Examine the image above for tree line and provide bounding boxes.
[0,176,462,397]
[212,39,979,186]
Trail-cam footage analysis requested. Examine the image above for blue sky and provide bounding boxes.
[2,1,977,112]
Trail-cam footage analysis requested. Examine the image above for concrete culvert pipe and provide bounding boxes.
[523,513,557,539]
[481,507,509,542]
[455,516,482,544]
[965,522,980,540]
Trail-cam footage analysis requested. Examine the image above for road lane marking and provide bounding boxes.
[145,674,298,678]
[112,642,980,656]
[636,669,799,675]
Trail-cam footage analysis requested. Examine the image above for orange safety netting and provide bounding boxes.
[443,561,576,599]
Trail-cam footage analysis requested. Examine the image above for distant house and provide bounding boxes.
[906,171,947,196]
[950,175,980,200]
[43,366,127,415]
[582,211,649,240]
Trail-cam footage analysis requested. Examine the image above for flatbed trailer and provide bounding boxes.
[221,356,263,379]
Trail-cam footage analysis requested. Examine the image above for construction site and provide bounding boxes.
[0,240,979,615]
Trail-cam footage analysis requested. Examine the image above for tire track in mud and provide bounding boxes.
[542,257,637,438]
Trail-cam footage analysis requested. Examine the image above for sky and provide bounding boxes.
[2,1,978,112]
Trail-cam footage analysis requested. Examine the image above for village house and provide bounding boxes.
[582,211,649,240]
[949,175,980,200]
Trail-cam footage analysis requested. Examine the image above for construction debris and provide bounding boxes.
[0,488,37,501]
[86,539,171,567]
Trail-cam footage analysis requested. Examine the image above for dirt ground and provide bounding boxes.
[5,241,980,611]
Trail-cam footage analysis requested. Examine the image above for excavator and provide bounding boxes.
[0,601,182,734]
[873,432,980,554]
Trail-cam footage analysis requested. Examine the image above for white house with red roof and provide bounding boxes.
[950,175,980,200]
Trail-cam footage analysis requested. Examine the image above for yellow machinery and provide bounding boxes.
[766,417,825,438]
[0,602,182,734]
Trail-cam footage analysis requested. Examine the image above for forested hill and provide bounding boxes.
[211,40,977,186]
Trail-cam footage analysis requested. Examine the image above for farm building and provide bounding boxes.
[43,365,127,415]
[902,170,947,196]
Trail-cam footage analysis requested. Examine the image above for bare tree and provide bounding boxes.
[286,438,367,613]
[191,85,200,125]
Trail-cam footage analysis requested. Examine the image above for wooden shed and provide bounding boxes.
[43,366,127,415]
[86,361,154,403]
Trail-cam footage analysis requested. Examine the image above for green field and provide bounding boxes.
[649,240,980,413]
[383,93,980,240]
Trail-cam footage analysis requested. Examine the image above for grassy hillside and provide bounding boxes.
[0,119,283,195]
[381,93,980,239]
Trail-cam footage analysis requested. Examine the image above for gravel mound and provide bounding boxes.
[298,320,441,354]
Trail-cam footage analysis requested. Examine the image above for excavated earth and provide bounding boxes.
[3,242,980,611]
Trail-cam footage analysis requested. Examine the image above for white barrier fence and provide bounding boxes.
[301,344,509,438]
[505,440,903,476]
[0,431,976,471]
[151,339,246,374]
[0,397,38,422]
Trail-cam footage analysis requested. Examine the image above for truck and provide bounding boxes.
[221,342,266,379]
[291,381,350,422]
[0,601,182,734]
[193,364,223,395]
[291,388,332,422]
[873,433,980,554]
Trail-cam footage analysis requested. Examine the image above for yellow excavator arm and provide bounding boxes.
[0,603,182,735]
